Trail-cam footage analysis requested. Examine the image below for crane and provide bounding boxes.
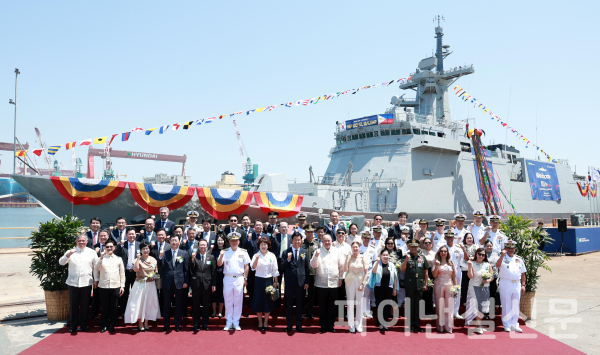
[34,128,54,173]
[87,147,187,179]
[232,120,258,189]
[100,141,116,180]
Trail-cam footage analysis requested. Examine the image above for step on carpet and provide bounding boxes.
[17,310,583,355]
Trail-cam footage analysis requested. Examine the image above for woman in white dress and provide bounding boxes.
[124,241,161,331]
[343,241,369,333]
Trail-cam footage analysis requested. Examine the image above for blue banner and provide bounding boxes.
[345,115,378,130]
[526,160,561,200]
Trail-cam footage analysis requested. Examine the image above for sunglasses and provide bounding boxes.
[440,250,448,253]
[386,242,394,245]
[105,246,114,249]
[229,220,237,222]
[375,218,383,221]
[424,242,432,245]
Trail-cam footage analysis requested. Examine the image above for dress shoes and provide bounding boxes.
[192,324,200,331]
[100,327,108,333]
[175,326,181,332]
[201,326,209,331]
[320,327,327,334]
[328,327,336,333]
[68,328,77,334]
[234,325,241,331]
[296,327,304,333]
[109,326,115,333]
[79,327,88,332]
[285,326,292,332]
[454,314,464,320]
[223,325,231,331]
[161,327,170,332]
[514,326,523,333]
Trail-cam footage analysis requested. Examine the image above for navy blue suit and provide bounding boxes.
[110,228,126,244]
[159,248,189,327]
[155,219,175,236]
[281,247,310,327]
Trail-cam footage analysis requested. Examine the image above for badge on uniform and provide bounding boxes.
[418,263,422,267]
[516,259,521,263]
[238,254,244,258]
[206,261,211,265]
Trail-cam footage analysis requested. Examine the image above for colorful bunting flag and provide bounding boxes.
[15,150,27,157]
[159,125,169,133]
[33,149,43,156]
[131,127,144,132]
[108,134,118,145]
[183,121,194,129]
[172,123,181,130]
[145,128,157,135]
[48,145,61,155]
[122,132,131,142]
[94,137,107,144]
[80,139,92,146]
[66,142,76,150]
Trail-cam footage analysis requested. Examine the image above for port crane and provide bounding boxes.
[232,120,258,189]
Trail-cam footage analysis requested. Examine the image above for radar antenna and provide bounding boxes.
[434,14,445,26]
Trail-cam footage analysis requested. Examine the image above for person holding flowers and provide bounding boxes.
[432,245,458,333]
[343,241,369,333]
[369,248,398,331]
[465,247,493,334]
[251,237,280,331]
[124,241,161,331]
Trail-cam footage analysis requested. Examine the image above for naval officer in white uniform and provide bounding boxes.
[444,230,468,319]
[431,218,447,252]
[483,215,508,253]
[468,210,486,246]
[217,231,250,331]
[496,240,526,332]
[452,213,468,245]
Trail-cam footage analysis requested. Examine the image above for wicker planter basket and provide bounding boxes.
[45,290,69,321]
[520,291,535,320]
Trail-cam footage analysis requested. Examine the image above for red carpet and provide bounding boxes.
[18,309,583,355]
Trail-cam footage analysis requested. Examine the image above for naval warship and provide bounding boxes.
[11,21,595,226]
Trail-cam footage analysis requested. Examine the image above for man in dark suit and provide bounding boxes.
[150,228,170,313]
[325,211,346,237]
[240,214,255,241]
[189,239,216,331]
[155,207,175,237]
[281,232,310,332]
[266,211,279,236]
[110,217,127,245]
[137,218,157,243]
[222,214,247,246]
[197,218,217,247]
[159,234,189,332]
[388,211,414,240]
[115,227,139,315]
[271,221,292,307]
[86,217,102,248]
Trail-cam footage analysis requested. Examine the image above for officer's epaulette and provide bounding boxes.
[239,248,246,251]
[223,248,230,251]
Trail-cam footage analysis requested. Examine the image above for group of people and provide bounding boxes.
[60,207,528,334]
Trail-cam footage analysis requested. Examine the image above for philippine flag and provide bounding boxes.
[378,114,394,125]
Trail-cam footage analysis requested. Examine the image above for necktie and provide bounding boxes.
[281,235,287,257]
[93,232,97,245]
[127,244,134,269]
[200,254,204,267]
[119,230,123,240]
[294,249,297,262]
[100,244,104,252]
[162,221,165,228]
[158,242,162,251]
[172,250,177,267]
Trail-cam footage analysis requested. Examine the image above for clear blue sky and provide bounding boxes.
[1,1,599,185]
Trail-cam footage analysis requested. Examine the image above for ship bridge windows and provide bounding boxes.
[412,128,421,135]
[421,130,429,135]
[437,132,444,138]
[401,128,411,135]
[359,133,366,139]
[429,131,436,136]
[391,129,401,135]
[460,142,471,152]
[352,134,358,140]
[366,131,374,138]
[380,129,390,136]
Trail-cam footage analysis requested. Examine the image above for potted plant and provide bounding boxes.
[29,214,84,321]
[500,214,553,320]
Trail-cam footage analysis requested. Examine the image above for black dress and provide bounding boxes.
[374,263,394,326]
[251,276,278,313]
[211,248,225,303]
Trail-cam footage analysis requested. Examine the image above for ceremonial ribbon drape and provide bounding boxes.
[577,181,590,197]
[51,177,126,205]
[468,129,504,216]
[253,192,304,218]
[453,85,555,163]
[197,188,253,219]
[589,182,597,198]
[40,76,412,155]
[128,182,195,214]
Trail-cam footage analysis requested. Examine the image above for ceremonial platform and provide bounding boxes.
[544,226,600,255]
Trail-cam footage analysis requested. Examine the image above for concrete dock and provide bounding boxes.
[0,248,597,354]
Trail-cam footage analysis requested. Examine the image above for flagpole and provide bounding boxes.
[10,69,20,174]
[589,166,593,225]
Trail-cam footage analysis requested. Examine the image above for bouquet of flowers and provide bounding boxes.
[265,285,275,295]
[140,271,160,283]
[396,261,403,270]
[480,271,493,287]
[450,285,460,298]
[427,279,434,287]
[176,256,183,263]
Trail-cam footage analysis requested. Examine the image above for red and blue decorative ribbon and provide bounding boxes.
[197,188,253,219]
[253,192,303,218]
[51,177,126,205]
[577,181,589,197]
[128,182,195,214]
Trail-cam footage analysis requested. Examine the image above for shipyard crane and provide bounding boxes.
[232,120,258,188]
[34,128,54,173]
[87,147,187,179]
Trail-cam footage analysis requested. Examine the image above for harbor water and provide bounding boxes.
[0,208,54,248]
